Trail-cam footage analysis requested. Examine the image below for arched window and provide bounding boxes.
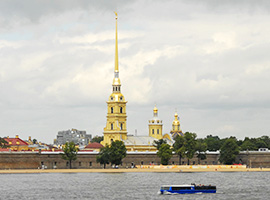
[111,107,113,113]
[120,123,123,130]
[152,129,154,134]
[116,87,117,91]
[111,123,113,130]
[120,107,123,113]
[111,139,113,144]
[157,129,159,134]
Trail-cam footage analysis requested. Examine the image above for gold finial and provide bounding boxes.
[153,105,158,114]
[114,11,118,19]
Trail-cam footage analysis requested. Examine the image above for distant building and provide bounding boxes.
[54,128,92,146]
[84,142,104,152]
[3,135,29,151]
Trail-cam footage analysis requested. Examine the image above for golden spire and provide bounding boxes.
[112,12,121,87]
[114,11,118,73]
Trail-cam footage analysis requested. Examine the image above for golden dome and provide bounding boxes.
[108,93,126,102]
[113,77,121,85]
[173,111,180,125]
[153,106,158,113]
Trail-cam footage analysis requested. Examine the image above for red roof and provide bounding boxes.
[85,142,103,149]
[4,137,29,146]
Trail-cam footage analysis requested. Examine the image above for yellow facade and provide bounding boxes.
[101,14,174,150]
[148,106,163,140]
[103,13,127,146]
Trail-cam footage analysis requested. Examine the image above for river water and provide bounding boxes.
[1,172,269,199]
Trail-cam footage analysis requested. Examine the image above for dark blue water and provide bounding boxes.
[1,172,269,199]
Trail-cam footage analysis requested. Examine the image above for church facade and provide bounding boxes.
[101,13,183,151]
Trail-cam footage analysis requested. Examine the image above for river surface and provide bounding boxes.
[1,172,269,199]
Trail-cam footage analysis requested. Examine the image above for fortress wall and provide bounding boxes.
[0,152,269,169]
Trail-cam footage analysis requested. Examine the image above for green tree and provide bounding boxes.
[157,143,173,165]
[184,132,197,165]
[259,135,270,148]
[91,136,104,144]
[204,135,221,151]
[219,138,239,164]
[195,139,207,164]
[61,142,78,169]
[153,139,167,150]
[240,138,257,151]
[255,138,267,149]
[173,135,185,165]
[109,140,127,166]
[0,137,9,148]
[96,145,110,168]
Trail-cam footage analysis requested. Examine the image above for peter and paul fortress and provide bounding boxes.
[102,12,128,145]
[101,13,182,151]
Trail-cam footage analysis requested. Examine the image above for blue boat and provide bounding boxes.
[160,183,216,194]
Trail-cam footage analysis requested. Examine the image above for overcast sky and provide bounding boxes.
[1,0,270,143]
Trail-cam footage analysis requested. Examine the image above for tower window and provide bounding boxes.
[116,87,117,91]
[157,129,159,134]
[111,107,113,113]
[120,97,123,101]
[111,123,113,130]
[120,107,123,113]
[120,123,123,130]
[152,129,154,134]
[111,97,113,101]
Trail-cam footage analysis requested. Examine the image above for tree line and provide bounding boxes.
[57,134,270,168]
[155,133,270,165]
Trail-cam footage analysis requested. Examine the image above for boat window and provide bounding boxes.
[171,187,192,190]
[161,187,170,190]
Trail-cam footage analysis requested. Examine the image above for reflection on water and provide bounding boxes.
[1,172,269,200]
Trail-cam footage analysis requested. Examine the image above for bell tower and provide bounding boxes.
[103,12,128,145]
[148,105,163,140]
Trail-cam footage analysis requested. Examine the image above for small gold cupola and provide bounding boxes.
[170,110,183,139]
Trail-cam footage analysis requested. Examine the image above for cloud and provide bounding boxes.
[1,0,270,143]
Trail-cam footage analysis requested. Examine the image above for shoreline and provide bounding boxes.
[0,167,270,174]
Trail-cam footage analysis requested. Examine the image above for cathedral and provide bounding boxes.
[101,13,183,151]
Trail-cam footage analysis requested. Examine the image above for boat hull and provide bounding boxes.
[160,189,216,194]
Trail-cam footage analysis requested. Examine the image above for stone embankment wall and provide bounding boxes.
[0,152,269,169]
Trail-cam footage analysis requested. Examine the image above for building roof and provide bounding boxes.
[124,136,173,146]
[85,142,104,149]
[4,137,29,146]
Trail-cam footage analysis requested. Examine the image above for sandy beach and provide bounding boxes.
[0,166,270,174]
